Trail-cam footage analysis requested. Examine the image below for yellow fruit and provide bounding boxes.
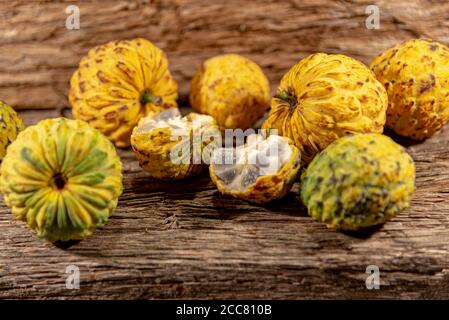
[190,54,270,130]
[262,53,387,163]
[370,39,449,139]
[209,134,301,204]
[0,101,24,161]
[69,38,178,147]
[0,118,123,242]
[301,133,415,231]
[131,108,221,180]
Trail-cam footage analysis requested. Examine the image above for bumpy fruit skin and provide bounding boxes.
[263,53,387,163]
[70,38,178,148]
[0,101,24,161]
[0,118,123,242]
[300,133,415,231]
[190,54,270,130]
[370,39,449,140]
[210,136,301,204]
[131,110,220,180]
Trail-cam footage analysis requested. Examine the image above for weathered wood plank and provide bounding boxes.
[1,0,449,299]
[1,0,449,109]
[1,109,449,299]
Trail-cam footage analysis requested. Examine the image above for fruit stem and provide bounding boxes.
[140,91,162,106]
[275,90,297,107]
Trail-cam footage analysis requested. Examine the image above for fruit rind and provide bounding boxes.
[370,38,449,140]
[0,101,24,161]
[263,53,387,163]
[70,38,178,147]
[300,133,415,231]
[0,118,123,242]
[190,54,270,130]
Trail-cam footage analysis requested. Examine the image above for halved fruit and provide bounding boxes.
[210,134,301,204]
[131,108,220,180]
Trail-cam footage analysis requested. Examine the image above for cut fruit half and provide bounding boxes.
[210,134,301,203]
[131,108,220,180]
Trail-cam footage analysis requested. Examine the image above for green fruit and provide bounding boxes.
[0,118,123,242]
[300,133,415,231]
[0,101,24,161]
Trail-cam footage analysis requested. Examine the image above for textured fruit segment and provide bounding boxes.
[134,108,183,134]
[131,108,221,180]
[300,133,415,231]
[210,134,301,204]
[0,118,123,242]
[0,101,24,161]
[370,39,449,139]
[263,53,387,163]
[190,54,270,130]
[70,38,178,147]
[212,135,293,192]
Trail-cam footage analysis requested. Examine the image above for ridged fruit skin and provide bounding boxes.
[300,133,415,231]
[262,53,387,163]
[0,118,123,242]
[190,54,270,130]
[0,101,24,161]
[131,111,220,180]
[370,39,449,140]
[209,137,301,204]
[69,38,178,148]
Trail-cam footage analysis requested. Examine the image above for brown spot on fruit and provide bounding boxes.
[79,81,86,93]
[114,47,125,54]
[97,71,109,83]
[420,74,436,94]
[272,176,281,183]
[104,111,117,120]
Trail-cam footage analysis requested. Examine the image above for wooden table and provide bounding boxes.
[1,0,449,299]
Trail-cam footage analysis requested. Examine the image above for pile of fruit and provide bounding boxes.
[1,38,449,242]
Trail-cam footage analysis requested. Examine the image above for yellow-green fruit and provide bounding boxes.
[0,101,24,160]
[70,38,178,148]
[301,133,415,231]
[210,134,301,204]
[190,54,270,130]
[370,39,449,140]
[0,118,123,242]
[131,108,221,180]
[263,53,387,163]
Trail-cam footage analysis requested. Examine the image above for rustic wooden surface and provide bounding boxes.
[1,0,449,299]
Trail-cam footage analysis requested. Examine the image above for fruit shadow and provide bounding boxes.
[53,240,81,249]
[126,170,213,199]
[382,128,423,148]
[340,224,384,239]
[209,184,309,220]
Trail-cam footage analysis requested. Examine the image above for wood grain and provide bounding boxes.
[1,110,449,299]
[1,0,449,299]
[1,0,449,109]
